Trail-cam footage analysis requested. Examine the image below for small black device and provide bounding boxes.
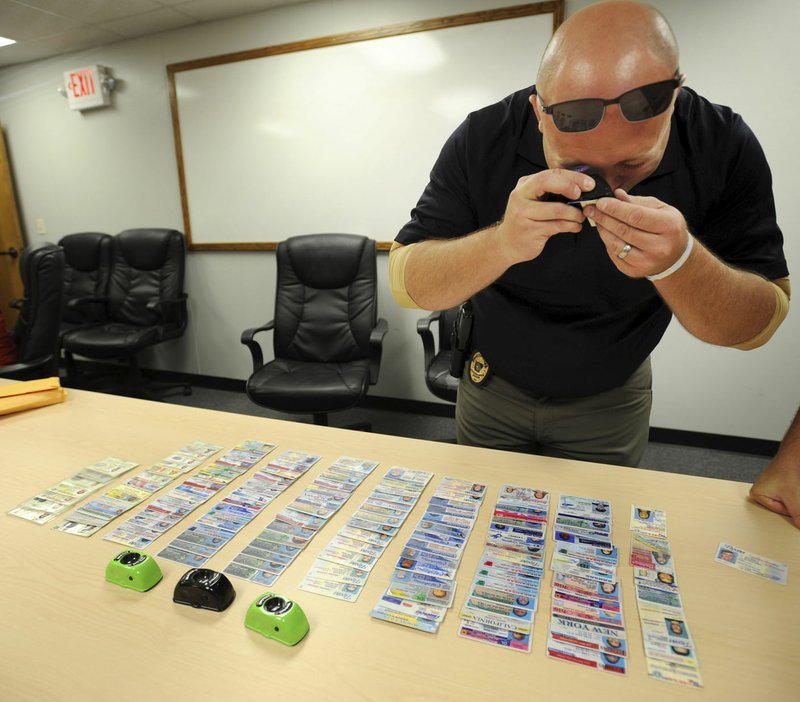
[449,300,473,378]
[172,568,236,612]
[541,166,614,206]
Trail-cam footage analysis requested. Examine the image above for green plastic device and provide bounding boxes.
[105,550,163,592]
[245,592,310,646]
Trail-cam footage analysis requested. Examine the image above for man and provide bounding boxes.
[389,3,790,493]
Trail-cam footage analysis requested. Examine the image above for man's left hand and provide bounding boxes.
[584,189,690,278]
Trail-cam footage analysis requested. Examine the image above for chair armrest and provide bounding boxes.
[240,320,275,373]
[416,310,442,372]
[368,318,389,385]
[67,295,109,311]
[67,296,109,324]
[0,355,55,381]
[146,294,187,324]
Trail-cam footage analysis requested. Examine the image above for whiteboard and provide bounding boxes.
[167,3,561,250]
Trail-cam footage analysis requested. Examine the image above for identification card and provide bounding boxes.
[714,542,788,584]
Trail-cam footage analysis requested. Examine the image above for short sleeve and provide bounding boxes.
[395,117,478,246]
[695,110,787,280]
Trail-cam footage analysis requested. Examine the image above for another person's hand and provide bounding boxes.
[749,457,800,528]
[584,189,690,277]
[495,169,595,265]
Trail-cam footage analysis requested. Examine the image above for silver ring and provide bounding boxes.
[617,243,633,260]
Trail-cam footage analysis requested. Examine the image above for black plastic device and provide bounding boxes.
[172,568,236,612]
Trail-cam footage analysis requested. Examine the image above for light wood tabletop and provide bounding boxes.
[1,383,797,701]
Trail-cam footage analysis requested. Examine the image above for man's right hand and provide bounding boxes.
[495,168,597,266]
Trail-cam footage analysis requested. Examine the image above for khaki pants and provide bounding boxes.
[456,357,652,467]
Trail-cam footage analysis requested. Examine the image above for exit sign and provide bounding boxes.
[63,65,112,111]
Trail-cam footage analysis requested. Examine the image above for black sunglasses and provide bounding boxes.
[535,71,685,133]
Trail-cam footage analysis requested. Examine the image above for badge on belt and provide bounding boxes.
[468,350,491,385]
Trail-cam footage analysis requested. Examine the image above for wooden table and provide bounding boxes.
[1,384,797,701]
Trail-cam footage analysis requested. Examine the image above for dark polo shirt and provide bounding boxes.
[396,85,788,398]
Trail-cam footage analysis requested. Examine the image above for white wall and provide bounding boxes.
[620,0,800,440]
[0,0,797,442]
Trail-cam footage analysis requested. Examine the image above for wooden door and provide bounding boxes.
[0,126,24,326]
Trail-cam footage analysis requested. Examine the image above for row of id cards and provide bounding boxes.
[9,456,141,528]
[457,485,551,652]
[223,455,381,587]
[546,495,627,674]
[104,441,277,550]
[368,476,487,630]
[629,505,703,688]
[154,447,323,571]
[299,467,434,601]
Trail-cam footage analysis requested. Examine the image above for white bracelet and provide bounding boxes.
[647,235,695,282]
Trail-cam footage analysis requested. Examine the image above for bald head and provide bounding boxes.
[537,1,678,98]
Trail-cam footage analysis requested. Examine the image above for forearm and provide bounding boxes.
[393,225,514,310]
[653,238,782,347]
[774,407,800,462]
[750,406,800,528]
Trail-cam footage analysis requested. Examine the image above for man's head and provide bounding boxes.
[531,1,681,191]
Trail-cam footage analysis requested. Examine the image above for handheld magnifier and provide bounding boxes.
[105,550,163,592]
[245,592,309,646]
[541,166,614,206]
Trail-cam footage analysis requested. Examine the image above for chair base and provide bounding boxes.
[61,354,192,401]
[312,412,371,432]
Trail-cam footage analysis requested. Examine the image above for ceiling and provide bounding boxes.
[0,0,311,68]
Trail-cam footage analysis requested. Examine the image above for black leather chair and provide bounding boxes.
[242,233,388,427]
[416,306,460,403]
[0,241,65,381]
[58,232,112,333]
[61,229,190,397]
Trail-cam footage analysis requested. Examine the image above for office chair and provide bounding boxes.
[0,241,65,381]
[61,228,191,398]
[416,306,460,403]
[58,232,112,334]
[241,233,388,428]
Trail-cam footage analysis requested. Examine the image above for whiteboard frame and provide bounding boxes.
[166,1,564,251]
